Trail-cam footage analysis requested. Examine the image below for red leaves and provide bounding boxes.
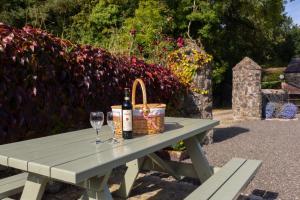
[130,56,137,66]
[0,23,182,144]
[176,37,184,48]
[146,72,154,80]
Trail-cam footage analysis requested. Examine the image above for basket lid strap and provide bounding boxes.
[132,79,149,114]
[143,113,159,131]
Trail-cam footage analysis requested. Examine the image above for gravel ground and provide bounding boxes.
[203,119,300,200]
[125,119,300,200]
[3,119,300,199]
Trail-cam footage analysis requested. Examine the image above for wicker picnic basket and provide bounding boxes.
[111,79,166,136]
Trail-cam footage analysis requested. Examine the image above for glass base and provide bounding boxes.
[108,138,119,144]
[96,139,102,144]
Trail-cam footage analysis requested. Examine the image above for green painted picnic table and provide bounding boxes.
[0,117,219,200]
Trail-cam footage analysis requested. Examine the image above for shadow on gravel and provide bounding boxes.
[213,127,249,143]
[252,189,279,199]
[240,189,279,200]
[127,173,197,200]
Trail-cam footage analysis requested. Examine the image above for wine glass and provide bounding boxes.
[107,111,119,144]
[90,111,104,144]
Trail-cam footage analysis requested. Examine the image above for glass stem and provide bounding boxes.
[96,129,101,143]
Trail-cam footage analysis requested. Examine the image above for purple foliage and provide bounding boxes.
[0,23,182,144]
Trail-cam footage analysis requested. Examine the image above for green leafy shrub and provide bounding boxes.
[0,23,182,144]
[261,68,284,89]
[171,140,186,151]
[261,81,282,89]
[262,70,283,82]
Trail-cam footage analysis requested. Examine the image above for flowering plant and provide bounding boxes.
[167,48,212,94]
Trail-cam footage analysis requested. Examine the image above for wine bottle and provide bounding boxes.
[122,88,133,139]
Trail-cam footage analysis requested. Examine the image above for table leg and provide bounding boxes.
[114,158,145,198]
[184,134,213,183]
[196,130,208,143]
[20,173,48,200]
[147,153,181,180]
[78,171,112,200]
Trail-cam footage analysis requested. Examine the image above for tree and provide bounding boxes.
[117,0,175,60]
[291,26,300,56]
[66,0,139,46]
[1,0,299,106]
[0,0,32,27]
[166,0,290,105]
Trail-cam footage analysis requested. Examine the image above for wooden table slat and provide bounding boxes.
[0,128,98,166]
[26,118,196,176]
[51,119,218,183]
[3,118,188,171]
[0,128,93,151]
[0,118,219,185]
[0,117,184,152]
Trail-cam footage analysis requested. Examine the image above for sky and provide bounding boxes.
[285,0,300,25]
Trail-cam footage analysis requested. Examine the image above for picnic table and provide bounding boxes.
[0,117,219,199]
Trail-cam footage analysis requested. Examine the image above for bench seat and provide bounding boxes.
[0,173,28,199]
[185,158,262,200]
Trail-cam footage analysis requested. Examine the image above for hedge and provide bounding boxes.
[261,81,281,89]
[0,23,182,144]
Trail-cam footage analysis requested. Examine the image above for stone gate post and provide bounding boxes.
[232,57,262,120]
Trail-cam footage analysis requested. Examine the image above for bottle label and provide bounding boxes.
[122,110,133,131]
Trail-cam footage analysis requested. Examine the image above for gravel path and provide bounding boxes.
[203,119,300,200]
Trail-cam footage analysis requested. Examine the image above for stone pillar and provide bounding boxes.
[181,42,213,119]
[232,57,262,120]
[180,42,213,143]
[183,63,212,119]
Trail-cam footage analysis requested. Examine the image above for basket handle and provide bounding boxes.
[132,79,150,115]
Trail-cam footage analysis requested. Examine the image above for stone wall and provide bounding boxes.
[180,42,213,143]
[183,62,213,144]
[232,57,262,120]
[182,64,212,119]
[180,41,213,119]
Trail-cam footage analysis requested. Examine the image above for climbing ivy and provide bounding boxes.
[167,48,212,94]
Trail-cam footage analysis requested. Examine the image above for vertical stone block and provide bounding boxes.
[232,57,262,120]
[178,41,213,143]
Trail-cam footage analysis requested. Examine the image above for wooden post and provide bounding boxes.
[78,171,112,200]
[184,135,213,183]
[20,173,48,200]
[114,158,145,198]
[147,153,181,180]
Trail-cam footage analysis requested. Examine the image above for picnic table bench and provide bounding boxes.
[0,117,261,200]
[0,172,27,199]
[185,158,261,200]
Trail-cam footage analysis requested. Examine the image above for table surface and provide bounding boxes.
[0,117,219,184]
